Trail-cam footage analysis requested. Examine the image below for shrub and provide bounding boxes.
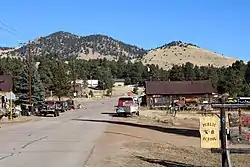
[89,90,94,97]
[133,86,138,94]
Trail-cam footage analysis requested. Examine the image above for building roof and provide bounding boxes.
[113,79,125,82]
[145,80,215,95]
[0,75,13,92]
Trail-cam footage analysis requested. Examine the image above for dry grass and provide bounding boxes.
[141,45,236,69]
[112,86,134,97]
[75,44,237,70]
[86,112,250,167]
[0,116,40,124]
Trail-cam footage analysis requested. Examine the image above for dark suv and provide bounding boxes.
[39,101,59,117]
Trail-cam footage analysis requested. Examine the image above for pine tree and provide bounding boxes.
[15,61,45,106]
[32,67,45,105]
[97,67,113,90]
[245,62,250,84]
[15,65,29,103]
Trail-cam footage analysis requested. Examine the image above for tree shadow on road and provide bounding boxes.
[101,112,118,117]
[72,118,200,138]
[101,112,133,117]
[135,155,210,167]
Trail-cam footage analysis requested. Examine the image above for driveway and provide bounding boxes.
[0,98,116,167]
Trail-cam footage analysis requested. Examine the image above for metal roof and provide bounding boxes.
[146,80,215,95]
[113,79,125,82]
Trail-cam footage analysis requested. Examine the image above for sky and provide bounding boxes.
[0,0,249,60]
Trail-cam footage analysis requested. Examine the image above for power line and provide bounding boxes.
[0,20,19,34]
[0,20,24,42]
[0,26,18,37]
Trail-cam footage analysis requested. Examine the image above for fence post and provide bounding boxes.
[239,108,242,135]
[220,97,228,167]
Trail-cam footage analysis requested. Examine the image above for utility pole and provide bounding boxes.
[220,97,228,167]
[73,59,76,97]
[28,41,32,105]
[57,60,61,101]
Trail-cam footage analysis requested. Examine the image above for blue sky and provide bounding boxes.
[0,0,249,60]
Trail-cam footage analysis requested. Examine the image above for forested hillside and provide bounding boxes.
[1,31,147,59]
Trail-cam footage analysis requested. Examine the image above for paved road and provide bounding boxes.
[0,98,116,167]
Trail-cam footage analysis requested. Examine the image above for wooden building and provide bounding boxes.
[145,80,215,108]
[0,75,13,108]
[0,75,13,95]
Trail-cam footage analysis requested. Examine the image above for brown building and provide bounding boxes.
[145,80,215,108]
[0,75,13,93]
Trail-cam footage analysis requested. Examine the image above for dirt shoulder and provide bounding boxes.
[85,113,250,167]
[0,116,40,124]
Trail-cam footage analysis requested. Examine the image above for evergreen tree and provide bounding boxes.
[15,65,29,104]
[15,62,45,105]
[169,65,185,81]
[183,62,195,80]
[245,62,250,84]
[32,68,45,105]
[98,67,113,89]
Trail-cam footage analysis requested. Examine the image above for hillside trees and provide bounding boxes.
[39,57,71,97]
[0,55,250,98]
[245,62,250,84]
[97,67,113,90]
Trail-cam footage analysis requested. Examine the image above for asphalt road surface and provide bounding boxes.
[0,98,116,167]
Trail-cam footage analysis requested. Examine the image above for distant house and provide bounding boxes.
[70,83,83,97]
[87,80,99,88]
[113,79,125,87]
[70,79,88,97]
[0,75,13,106]
[0,75,13,95]
[145,80,215,108]
[71,79,85,85]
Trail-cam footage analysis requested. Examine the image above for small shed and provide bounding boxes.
[145,80,215,108]
[113,79,125,87]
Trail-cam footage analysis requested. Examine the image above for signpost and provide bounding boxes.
[200,114,220,148]
[6,91,15,120]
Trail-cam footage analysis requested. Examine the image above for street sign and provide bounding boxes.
[200,115,220,148]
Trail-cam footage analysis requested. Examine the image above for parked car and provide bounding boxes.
[115,96,139,117]
[67,99,75,110]
[39,101,59,117]
[20,103,34,116]
[62,101,69,111]
[55,101,67,112]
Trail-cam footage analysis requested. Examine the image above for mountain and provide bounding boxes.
[0,46,18,58]
[0,31,237,69]
[0,46,14,51]
[1,31,147,60]
[141,41,236,69]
